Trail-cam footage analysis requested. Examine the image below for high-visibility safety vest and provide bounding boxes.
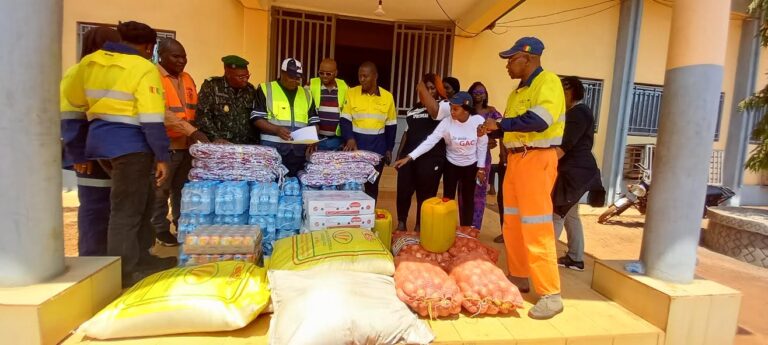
[309,77,347,137]
[65,49,166,126]
[259,81,312,143]
[160,71,198,138]
[502,69,566,149]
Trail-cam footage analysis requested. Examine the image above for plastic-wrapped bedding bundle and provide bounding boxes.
[308,150,381,165]
[298,169,370,187]
[189,143,281,163]
[304,161,376,176]
[191,157,281,169]
[189,167,283,182]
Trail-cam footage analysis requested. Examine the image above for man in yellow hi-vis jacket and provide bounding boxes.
[62,21,176,288]
[483,37,566,320]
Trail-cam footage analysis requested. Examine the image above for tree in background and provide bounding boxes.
[744,1,768,171]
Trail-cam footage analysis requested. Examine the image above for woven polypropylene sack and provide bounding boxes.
[268,270,434,345]
[80,261,270,339]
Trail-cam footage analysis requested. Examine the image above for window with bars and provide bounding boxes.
[580,78,603,132]
[76,22,176,62]
[749,107,766,144]
[628,83,724,140]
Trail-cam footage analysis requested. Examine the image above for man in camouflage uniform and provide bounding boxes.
[196,55,259,144]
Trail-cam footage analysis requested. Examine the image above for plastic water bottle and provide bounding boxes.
[282,177,301,196]
[215,181,249,215]
[181,181,219,214]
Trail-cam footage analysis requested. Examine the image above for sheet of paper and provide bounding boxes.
[289,126,320,144]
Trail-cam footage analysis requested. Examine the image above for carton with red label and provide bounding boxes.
[305,214,376,231]
[303,191,375,216]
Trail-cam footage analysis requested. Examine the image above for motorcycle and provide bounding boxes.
[597,164,735,224]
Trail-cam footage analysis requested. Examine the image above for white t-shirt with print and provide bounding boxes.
[408,114,488,167]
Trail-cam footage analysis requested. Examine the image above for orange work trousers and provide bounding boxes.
[502,148,561,295]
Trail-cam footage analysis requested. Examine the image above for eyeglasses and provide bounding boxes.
[471,90,486,95]
[318,71,335,77]
[233,74,250,81]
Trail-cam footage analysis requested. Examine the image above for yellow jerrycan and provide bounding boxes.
[373,209,393,251]
[420,197,458,253]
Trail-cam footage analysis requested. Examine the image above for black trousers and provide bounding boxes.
[99,152,156,276]
[443,161,478,227]
[396,155,444,227]
[151,149,192,234]
[365,161,385,202]
[283,153,308,177]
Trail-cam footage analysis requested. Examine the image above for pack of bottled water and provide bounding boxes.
[281,177,302,196]
[276,229,300,241]
[180,181,219,214]
[249,181,280,215]
[341,181,364,191]
[179,253,258,267]
[214,181,250,215]
[213,213,249,225]
[276,196,302,230]
[179,213,214,226]
[249,215,276,256]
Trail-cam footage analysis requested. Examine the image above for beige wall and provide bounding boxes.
[451,0,621,164]
[62,0,271,88]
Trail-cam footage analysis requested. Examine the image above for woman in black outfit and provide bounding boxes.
[395,73,447,231]
[551,76,604,271]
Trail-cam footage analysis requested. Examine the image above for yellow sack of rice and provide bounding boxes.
[270,228,395,276]
[80,261,270,339]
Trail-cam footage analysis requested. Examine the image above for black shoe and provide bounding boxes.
[493,234,504,243]
[557,256,585,271]
[156,231,180,247]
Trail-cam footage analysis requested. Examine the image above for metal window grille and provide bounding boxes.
[628,84,724,140]
[623,144,724,185]
[709,150,724,185]
[580,78,603,132]
[390,23,454,114]
[76,22,175,62]
[269,8,335,82]
[749,106,766,144]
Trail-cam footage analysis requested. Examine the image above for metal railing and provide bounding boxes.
[749,106,766,144]
[390,23,454,114]
[628,84,724,140]
[581,78,603,132]
[269,8,335,81]
[623,144,724,185]
[76,22,175,62]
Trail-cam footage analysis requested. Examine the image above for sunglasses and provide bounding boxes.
[471,90,487,95]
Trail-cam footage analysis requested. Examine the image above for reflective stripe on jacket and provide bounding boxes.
[502,70,566,149]
[259,81,311,143]
[160,70,198,138]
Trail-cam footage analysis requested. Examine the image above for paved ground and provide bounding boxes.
[62,171,768,344]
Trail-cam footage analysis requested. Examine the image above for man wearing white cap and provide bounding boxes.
[252,58,320,176]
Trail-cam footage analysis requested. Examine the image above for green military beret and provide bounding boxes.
[222,55,249,69]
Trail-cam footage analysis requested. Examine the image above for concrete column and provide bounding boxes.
[601,0,643,203]
[0,0,65,286]
[722,15,761,206]
[640,0,731,283]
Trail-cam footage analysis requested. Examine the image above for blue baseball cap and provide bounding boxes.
[449,91,473,109]
[499,37,545,58]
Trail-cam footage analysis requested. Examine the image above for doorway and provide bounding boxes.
[333,19,394,90]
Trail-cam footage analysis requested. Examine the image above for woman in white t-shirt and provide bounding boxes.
[393,92,488,228]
